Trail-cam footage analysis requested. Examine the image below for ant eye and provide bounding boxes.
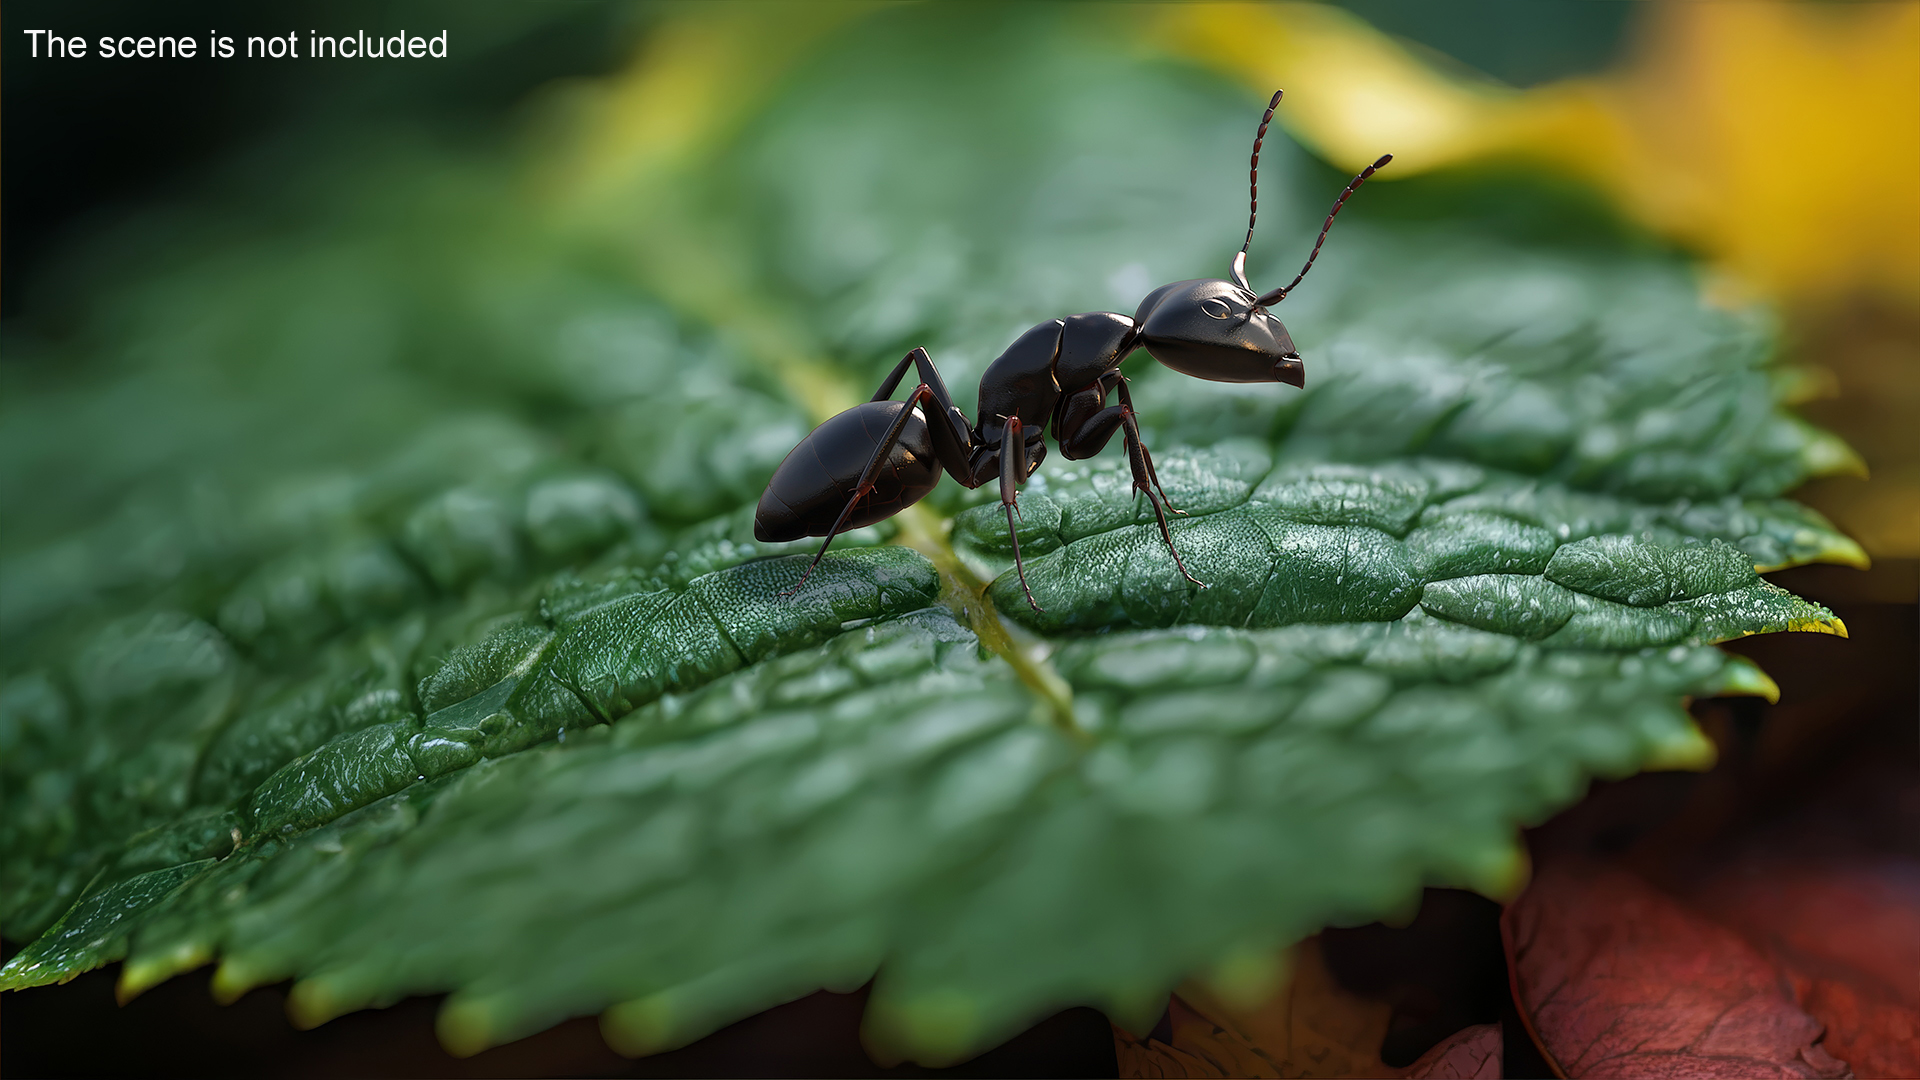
[1199,297,1235,320]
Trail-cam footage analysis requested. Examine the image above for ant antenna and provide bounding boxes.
[1254,153,1392,308]
[1231,89,1284,293]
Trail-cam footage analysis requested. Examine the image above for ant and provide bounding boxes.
[755,90,1391,612]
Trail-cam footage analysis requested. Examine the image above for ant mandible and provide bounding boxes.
[755,90,1391,612]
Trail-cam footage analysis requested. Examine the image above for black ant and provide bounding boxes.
[755,90,1390,611]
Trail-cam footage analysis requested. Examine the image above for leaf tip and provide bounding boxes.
[1789,614,1848,638]
[1200,942,1291,1012]
[1464,839,1531,903]
[438,997,498,1058]
[1813,533,1872,570]
[1800,429,1869,480]
[1101,981,1182,1038]
[287,976,350,1030]
[601,993,673,1058]
[118,943,208,1004]
[210,958,265,1005]
[860,990,982,1068]
[1712,657,1781,703]
[1753,527,1869,573]
[1641,719,1719,772]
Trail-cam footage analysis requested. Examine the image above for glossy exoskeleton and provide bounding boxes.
[756,90,1390,610]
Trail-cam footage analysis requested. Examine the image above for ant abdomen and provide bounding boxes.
[753,401,942,543]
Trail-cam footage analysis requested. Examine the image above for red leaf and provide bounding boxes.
[1675,839,1920,1078]
[1403,1023,1501,1079]
[1504,857,1851,1077]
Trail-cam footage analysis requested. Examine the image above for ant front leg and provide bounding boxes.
[1056,374,1203,588]
[1118,406,1203,588]
[1111,376,1184,518]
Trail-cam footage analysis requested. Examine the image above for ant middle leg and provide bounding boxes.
[1056,373,1204,588]
[1119,408,1205,588]
[1057,374,1179,513]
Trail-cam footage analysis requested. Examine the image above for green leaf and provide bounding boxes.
[0,3,1857,1066]
[951,456,1841,644]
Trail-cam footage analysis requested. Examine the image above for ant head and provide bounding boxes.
[1134,279,1303,386]
[1133,91,1389,389]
